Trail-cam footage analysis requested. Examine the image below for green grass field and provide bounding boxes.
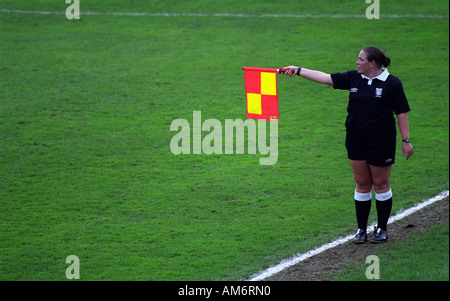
[0,0,448,281]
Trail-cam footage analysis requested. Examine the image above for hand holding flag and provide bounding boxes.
[279,66,300,77]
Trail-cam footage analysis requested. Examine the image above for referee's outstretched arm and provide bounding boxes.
[281,66,333,86]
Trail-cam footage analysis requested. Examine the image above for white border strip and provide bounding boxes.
[248,190,449,281]
[0,9,449,19]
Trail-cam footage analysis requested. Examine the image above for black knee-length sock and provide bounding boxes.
[376,197,393,231]
[355,200,371,229]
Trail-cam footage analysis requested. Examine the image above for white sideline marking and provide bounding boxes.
[247,190,449,281]
[0,9,449,19]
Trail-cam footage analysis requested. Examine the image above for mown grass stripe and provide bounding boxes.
[1,9,449,19]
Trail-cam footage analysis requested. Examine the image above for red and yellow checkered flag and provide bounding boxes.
[243,67,279,121]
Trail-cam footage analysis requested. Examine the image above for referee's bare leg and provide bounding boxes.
[350,160,373,243]
[350,160,373,193]
[370,163,393,240]
[350,159,392,193]
[350,159,392,242]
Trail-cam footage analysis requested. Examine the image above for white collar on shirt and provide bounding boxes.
[361,68,390,85]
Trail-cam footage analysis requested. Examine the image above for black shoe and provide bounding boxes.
[352,228,367,244]
[370,227,388,243]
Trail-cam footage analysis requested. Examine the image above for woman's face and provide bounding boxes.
[356,50,373,75]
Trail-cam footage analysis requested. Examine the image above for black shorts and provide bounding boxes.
[345,128,397,166]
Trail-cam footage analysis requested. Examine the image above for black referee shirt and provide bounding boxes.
[331,69,410,131]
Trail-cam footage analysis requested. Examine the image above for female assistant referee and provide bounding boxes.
[281,46,414,243]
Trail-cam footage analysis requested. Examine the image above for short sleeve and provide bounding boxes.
[330,71,354,90]
[390,77,410,114]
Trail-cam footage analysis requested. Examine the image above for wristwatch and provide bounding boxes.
[402,138,411,143]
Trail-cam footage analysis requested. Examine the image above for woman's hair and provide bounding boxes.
[362,46,391,68]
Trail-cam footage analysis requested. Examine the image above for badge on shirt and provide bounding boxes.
[375,88,383,98]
